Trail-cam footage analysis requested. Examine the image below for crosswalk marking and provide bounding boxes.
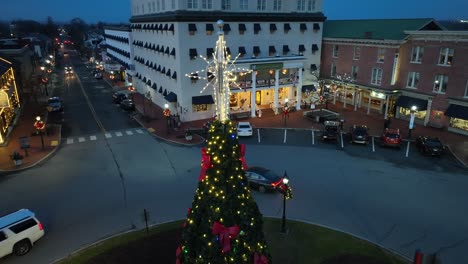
[67,138,74,144]
[116,132,123,137]
[78,137,85,143]
[136,129,143,134]
[90,135,97,141]
[63,128,146,145]
[126,131,133,135]
[105,133,112,138]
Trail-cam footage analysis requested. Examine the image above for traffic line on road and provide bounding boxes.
[372,137,375,152]
[116,132,123,137]
[78,137,85,143]
[311,130,315,145]
[90,135,97,141]
[405,141,410,157]
[126,131,133,135]
[257,129,261,143]
[66,138,74,144]
[105,133,112,138]
[136,129,144,134]
[283,129,287,143]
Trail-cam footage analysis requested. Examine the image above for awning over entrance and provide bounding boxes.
[192,95,214,105]
[302,85,316,92]
[445,104,468,120]
[395,96,427,111]
[164,92,177,102]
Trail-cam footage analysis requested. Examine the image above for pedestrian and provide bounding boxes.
[384,117,391,130]
[257,108,262,118]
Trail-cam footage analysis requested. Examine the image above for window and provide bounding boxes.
[148,2,151,12]
[438,48,454,65]
[171,0,175,9]
[239,0,248,10]
[377,48,386,63]
[351,65,358,81]
[0,231,6,242]
[297,0,305,11]
[371,68,383,85]
[152,2,156,11]
[254,23,261,34]
[189,49,198,60]
[269,46,276,56]
[257,0,266,11]
[332,45,339,58]
[222,0,231,10]
[331,63,336,77]
[282,45,290,55]
[193,104,211,112]
[284,23,291,33]
[206,48,214,59]
[406,72,420,89]
[9,219,38,234]
[202,0,212,9]
[253,46,260,56]
[187,0,198,9]
[433,75,448,93]
[238,24,246,34]
[300,23,307,32]
[206,23,214,35]
[142,4,145,13]
[353,46,361,60]
[161,0,165,10]
[307,0,315,11]
[410,46,424,63]
[188,24,197,35]
[273,0,282,11]
[465,81,468,97]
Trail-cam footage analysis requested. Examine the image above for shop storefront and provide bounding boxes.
[0,58,21,144]
[395,95,428,124]
[445,103,468,135]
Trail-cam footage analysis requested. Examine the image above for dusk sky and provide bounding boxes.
[2,0,467,24]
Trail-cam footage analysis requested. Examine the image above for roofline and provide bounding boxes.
[322,37,402,47]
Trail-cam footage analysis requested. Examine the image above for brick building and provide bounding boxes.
[320,18,468,136]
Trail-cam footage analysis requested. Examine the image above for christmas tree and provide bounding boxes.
[176,20,271,264]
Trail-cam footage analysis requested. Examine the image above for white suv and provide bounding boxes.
[0,209,45,258]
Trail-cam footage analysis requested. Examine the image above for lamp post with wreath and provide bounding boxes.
[34,116,46,150]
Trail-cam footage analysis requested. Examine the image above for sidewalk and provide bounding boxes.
[2,82,466,172]
[0,99,61,173]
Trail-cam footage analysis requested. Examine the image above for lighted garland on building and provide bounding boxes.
[176,20,271,264]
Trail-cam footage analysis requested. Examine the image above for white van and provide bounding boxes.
[0,209,45,258]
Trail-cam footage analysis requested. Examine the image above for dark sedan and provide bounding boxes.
[245,166,285,193]
[120,99,135,111]
[415,136,446,156]
[349,125,369,144]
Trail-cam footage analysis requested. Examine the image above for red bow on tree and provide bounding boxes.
[212,221,240,253]
[176,246,182,264]
[239,144,248,169]
[254,252,269,264]
[199,148,211,181]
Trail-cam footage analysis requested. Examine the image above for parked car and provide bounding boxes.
[380,128,402,148]
[415,136,446,156]
[112,91,131,104]
[0,209,45,259]
[349,125,369,144]
[94,72,103,79]
[245,166,286,193]
[237,122,253,137]
[46,97,63,112]
[120,98,135,111]
[321,120,340,142]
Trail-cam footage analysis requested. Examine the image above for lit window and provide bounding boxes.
[377,48,385,63]
[332,45,339,58]
[353,46,360,60]
[410,46,424,63]
[406,72,420,89]
[371,68,382,85]
[433,75,448,93]
[438,47,454,66]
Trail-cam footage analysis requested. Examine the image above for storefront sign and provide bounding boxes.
[371,91,386,99]
[0,90,10,108]
[251,63,283,70]
[104,64,121,71]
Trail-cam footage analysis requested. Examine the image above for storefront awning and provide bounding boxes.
[445,104,468,120]
[192,95,214,105]
[164,92,177,102]
[302,85,316,92]
[395,96,427,111]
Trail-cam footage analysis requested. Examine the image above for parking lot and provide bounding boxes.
[238,128,465,172]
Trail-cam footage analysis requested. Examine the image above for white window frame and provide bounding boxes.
[307,0,315,11]
[351,65,358,81]
[187,0,198,9]
[331,63,336,77]
[171,0,175,9]
[257,0,266,11]
[371,68,383,86]
[433,74,448,93]
[161,0,165,10]
[157,0,160,11]
[202,0,212,9]
[410,46,424,63]
[239,0,248,10]
[406,72,420,89]
[297,0,305,11]
[353,46,360,60]
[222,0,231,10]
[377,48,385,63]
[438,47,454,66]
[332,45,339,58]
[273,0,282,11]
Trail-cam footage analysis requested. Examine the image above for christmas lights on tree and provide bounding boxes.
[177,20,271,264]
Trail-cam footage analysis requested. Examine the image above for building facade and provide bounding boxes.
[320,19,468,135]
[103,26,134,86]
[130,0,325,121]
[0,57,21,144]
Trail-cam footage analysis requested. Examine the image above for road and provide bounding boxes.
[0,53,467,264]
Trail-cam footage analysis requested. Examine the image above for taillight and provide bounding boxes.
[38,222,44,231]
[271,179,283,187]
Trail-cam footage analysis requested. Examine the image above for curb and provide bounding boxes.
[0,124,62,173]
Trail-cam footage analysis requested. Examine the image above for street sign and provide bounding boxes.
[19,136,30,149]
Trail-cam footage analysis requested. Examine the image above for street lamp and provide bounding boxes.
[283,98,289,127]
[34,116,45,150]
[281,171,290,234]
[408,105,417,139]
[164,103,171,134]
